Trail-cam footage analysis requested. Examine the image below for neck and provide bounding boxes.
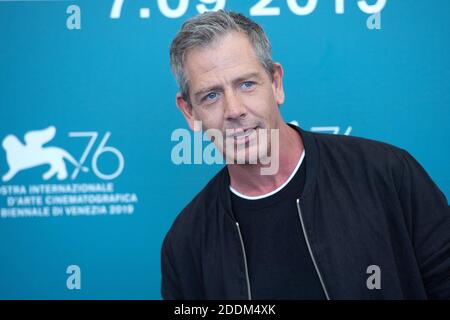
[227,123,304,197]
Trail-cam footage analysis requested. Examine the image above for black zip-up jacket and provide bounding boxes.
[161,127,450,299]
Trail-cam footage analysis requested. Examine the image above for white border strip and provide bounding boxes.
[230,149,305,200]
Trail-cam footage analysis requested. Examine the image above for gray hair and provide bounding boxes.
[169,10,275,103]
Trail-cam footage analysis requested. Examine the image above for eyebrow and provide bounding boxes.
[193,72,262,102]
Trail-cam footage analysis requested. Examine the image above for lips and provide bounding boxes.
[226,126,258,139]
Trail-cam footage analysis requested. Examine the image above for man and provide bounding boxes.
[161,10,450,299]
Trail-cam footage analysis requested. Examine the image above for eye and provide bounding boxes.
[204,92,219,102]
[241,81,255,90]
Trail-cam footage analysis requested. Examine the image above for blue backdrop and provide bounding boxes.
[0,0,449,299]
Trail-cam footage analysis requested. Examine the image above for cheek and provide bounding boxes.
[243,90,276,116]
[194,107,224,130]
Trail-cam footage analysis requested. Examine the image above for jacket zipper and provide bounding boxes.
[296,198,331,300]
[235,222,252,300]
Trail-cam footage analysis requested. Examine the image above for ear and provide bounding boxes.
[271,63,285,106]
[176,92,198,131]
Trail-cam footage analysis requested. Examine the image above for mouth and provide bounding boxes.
[226,126,258,139]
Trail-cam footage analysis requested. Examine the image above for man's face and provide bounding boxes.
[176,31,285,163]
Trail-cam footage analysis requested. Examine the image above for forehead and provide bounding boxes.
[183,32,263,87]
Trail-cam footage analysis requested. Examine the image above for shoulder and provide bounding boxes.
[163,167,227,247]
[310,131,410,185]
[312,131,407,163]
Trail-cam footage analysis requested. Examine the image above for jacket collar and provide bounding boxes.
[217,124,320,220]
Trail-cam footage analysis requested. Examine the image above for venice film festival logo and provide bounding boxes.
[0,126,138,219]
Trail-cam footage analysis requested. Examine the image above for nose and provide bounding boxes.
[224,90,247,121]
